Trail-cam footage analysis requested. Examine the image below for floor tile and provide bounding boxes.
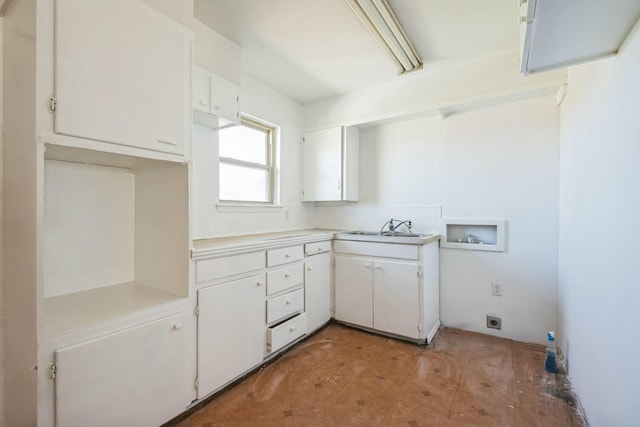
[169,324,586,427]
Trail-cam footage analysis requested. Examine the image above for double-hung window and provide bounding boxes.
[218,117,275,204]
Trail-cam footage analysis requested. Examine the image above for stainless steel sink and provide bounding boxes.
[380,231,423,237]
[342,231,426,238]
[343,231,381,236]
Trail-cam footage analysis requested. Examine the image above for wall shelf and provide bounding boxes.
[441,218,506,252]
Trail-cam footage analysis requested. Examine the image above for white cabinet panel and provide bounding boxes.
[55,313,189,427]
[197,275,265,398]
[305,252,332,332]
[267,313,307,353]
[266,288,304,325]
[192,66,211,113]
[334,256,373,327]
[196,251,265,284]
[373,260,419,338]
[267,245,304,267]
[55,0,189,154]
[267,263,303,295]
[302,126,359,201]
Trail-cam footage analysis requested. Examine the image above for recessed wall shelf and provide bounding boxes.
[441,218,506,252]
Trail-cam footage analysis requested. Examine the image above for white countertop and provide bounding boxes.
[192,228,440,260]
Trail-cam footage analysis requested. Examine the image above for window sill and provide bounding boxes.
[216,203,283,213]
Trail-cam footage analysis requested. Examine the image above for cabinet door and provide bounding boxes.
[55,313,189,427]
[302,127,343,201]
[192,67,211,113]
[197,274,266,398]
[210,73,241,126]
[55,0,189,154]
[305,252,332,332]
[334,255,373,328]
[373,260,420,339]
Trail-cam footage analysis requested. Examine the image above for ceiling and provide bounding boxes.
[194,0,520,104]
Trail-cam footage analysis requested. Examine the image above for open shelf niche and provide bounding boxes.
[441,218,506,252]
[43,144,189,336]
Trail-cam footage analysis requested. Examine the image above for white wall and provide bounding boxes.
[192,74,315,239]
[315,95,560,344]
[558,20,640,427]
[0,16,4,425]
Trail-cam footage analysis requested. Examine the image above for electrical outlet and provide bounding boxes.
[492,281,503,296]
[486,315,502,330]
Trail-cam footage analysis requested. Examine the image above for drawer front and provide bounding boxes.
[267,313,307,353]
[267,245,304,267]
[305,241,331,256]
[334,240,418,260]
[267,263,303,296]
[266,288,304,325]
[196,251,265,284]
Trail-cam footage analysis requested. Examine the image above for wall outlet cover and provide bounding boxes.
[486,315,502,330]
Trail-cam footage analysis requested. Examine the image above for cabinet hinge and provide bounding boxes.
[49,363,57,380]
[194,376,199,390]
[194,305,200,316]
[418,324,422,333]
[48,96,57,112]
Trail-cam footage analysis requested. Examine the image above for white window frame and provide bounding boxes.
[218,116,277,206]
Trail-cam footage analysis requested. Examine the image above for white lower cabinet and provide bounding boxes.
[334,240,440,343]
[197,274,266,398]
[304,251,332,332]
[372,260,420,338]
[334,256,373,328]
[267,313,307,353]
[55,313,189,427]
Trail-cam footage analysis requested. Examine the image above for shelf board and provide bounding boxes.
[44,281,182,336]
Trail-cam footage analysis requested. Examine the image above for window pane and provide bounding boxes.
[219,163,269,202]
[219,124,267,165]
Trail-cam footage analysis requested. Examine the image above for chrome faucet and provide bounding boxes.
[379,218,412,234]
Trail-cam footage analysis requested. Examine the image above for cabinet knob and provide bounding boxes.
[364,262,371,268]
[290,326,297,332]
[307,267,312,271]
[285,253,290,258]
[317,247,322,252]
[284,273,290,278]
[375,265,382,270]
[199,99,207,106]
[173,323,183,330]
[286,300,292,305]
[257,281,264,286]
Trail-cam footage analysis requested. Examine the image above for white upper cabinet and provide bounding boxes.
[54,0,191,155]
[519,0,640,75]
[302,126,359,202]
[192,67,241,128]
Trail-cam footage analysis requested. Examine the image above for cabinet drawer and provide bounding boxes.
[267,313,307,353]
[267,263,303,296]
[267,245,303,267]
[305,241,331,256]
[334,240,418,260]
[196,252,265,284]
[266,288,304,325]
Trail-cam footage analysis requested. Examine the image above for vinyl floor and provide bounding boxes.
[172,324,586,427]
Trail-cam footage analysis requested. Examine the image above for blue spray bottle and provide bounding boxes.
[544,331,558,374]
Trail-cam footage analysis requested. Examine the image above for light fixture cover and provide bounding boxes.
[346,0,422,74]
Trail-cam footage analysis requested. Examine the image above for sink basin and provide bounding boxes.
[343,231,381,236]
[342,231,427,238]
[381,231,423,237]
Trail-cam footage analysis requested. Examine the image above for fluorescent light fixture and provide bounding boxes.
[345,0,422,74]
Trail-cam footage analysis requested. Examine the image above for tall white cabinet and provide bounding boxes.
[2,1,193,425]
